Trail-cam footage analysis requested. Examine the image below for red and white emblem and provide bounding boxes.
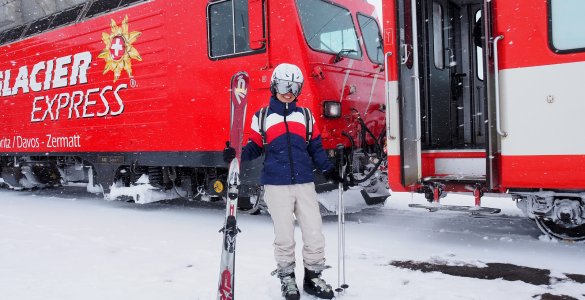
[109,36,126,61]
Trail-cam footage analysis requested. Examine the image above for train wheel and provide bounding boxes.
[535,217,585,242]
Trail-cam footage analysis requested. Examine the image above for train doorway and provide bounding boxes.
[397,0,495,190]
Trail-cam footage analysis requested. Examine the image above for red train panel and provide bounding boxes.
[0,0,384,155]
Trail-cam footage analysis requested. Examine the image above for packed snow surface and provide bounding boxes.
[1,187,584,300]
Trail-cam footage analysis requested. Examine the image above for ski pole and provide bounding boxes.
[335,144,349,292]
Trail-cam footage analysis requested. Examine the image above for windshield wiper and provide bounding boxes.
[332,49,358,64]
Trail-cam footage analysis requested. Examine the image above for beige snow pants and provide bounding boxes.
[264,183,326,271]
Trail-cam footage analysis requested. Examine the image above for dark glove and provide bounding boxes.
[323,168,349,191]
[323,168,342,183]
[223,145,236,163]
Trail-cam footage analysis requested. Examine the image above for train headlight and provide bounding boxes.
[323,101,341,118]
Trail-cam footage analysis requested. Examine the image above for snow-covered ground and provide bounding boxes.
[0,187,584,300]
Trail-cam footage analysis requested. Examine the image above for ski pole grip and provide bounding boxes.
[336,144,344,177]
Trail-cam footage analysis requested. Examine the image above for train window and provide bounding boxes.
[0,25,27,44]
[209,1,235,57]
[474,10,484,81]
[0,0,147,44]
[119,0,144,7]
[84,0,147,19]
[208,0,257,59]
[296,0,362,59]
[233,0,252,53]
[50,5,85,29]
[24,16,54,37]
[432,2,444,69]
[85,0,123,19]
[357,14,383,65]
[549,0,585,53]
[403,0,413,69]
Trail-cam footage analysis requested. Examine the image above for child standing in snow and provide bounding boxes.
[224,63,338,300]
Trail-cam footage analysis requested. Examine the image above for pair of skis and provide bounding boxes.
[217,72,249,300]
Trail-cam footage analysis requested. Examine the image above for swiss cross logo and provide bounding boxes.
[98,15,142,82]
[109,36,126,61]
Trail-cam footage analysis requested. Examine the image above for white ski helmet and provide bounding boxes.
[270,63,304,97]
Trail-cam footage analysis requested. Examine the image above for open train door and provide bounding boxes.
[397,0,422,186]
[385,0,503,196]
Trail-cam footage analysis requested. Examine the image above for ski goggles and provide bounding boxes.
[273,79,303,97]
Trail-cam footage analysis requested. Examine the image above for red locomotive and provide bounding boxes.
[382,0,585,240]
[0,1,386,207]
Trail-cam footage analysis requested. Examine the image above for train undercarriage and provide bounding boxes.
[2,155,583,242]
[410,181,585,242]
[0,148,389,212]
[515,191,585,242]
[0,155,253,207]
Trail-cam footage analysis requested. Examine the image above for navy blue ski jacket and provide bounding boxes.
[241,96,334,185]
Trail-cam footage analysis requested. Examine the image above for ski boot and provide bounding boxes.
[279,272,300,300]
[303,268,334,299]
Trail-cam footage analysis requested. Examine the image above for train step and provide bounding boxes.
[408,203,501,214]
